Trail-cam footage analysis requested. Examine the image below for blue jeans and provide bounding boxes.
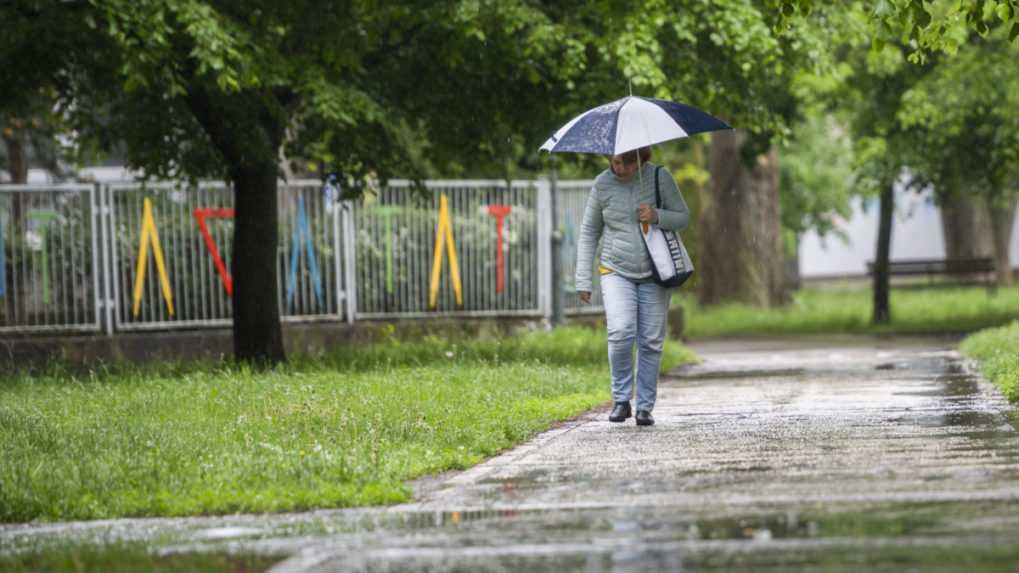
[601,273,671,412]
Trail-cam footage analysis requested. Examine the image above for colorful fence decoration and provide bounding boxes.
[1,178,600,334]
[132,198,175,317]
[286,195,324,308]
[193,207,235,297]
[429,193,463,309]
[486,205,512,294]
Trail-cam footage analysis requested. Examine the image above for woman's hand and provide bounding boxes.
[578,291,591,304]
[638,204,658,224]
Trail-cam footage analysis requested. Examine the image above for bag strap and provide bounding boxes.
[654,166,662,209]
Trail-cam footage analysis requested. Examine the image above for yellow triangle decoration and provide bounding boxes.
[132,198,175,317]
[429,194,463,308]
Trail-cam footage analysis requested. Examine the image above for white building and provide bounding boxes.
[800,187,1019,279]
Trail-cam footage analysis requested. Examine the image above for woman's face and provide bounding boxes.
[611,154,639,178]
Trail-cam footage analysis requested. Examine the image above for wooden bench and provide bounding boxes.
[866,257,996,291]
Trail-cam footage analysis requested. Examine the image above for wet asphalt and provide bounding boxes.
[3,335,1019,572]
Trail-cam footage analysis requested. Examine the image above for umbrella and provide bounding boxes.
[539,96,730,155]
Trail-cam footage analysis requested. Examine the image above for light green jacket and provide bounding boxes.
[575,162,690,292]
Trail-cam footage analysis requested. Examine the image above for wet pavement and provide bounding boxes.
[3,336,1019,571]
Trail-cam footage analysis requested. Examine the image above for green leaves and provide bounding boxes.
[897,26,1019,195]
[912,0,931,28]
[873,0,895,19]
[998,1,1015,22]
[872,0,1019,61]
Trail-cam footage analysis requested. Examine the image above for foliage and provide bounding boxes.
[774,0,1019,62]
[538,0,832,178]
[0,327,695,521]
[779,114,856,240]
[960,320,1019,402]
[869,0,1019,62]
[897,28,1019,200]
[678,283,1019,338]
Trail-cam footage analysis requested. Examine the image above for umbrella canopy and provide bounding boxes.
[539,96,731,155]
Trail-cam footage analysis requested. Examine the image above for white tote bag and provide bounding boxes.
[639,167,695,288]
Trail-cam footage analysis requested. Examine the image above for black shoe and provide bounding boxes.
[608,402,632,422]
[635,410,654,426]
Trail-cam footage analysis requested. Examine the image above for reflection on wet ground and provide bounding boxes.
[2,337,1018,572]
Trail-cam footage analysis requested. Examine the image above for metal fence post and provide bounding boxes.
[549,167,564,326]
[341,200,357,324]
[331,196,344,323]
[93,184,112,335]
[535,179,553,323]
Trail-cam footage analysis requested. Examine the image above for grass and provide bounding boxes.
[680,283,1019,338]
[0,327,695,523]
[960,320,1019,402]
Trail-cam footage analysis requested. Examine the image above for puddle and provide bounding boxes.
[1009,411,1019,432]
[272,500,1019,541]
[273,501,1019,572]
[677,368,806,381]
[913,411,1004,428]
[0,541,281,572]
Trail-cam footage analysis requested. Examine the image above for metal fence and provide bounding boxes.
[107,180,346,331]
[0,184,101,333]
[0,178,599,335]
[354,180,548,318]
[557,180,604,314]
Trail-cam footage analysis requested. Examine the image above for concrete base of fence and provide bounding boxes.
[0,308,683,373]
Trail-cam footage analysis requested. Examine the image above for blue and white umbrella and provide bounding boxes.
[539,96,731,155]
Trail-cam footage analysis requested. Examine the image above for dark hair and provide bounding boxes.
[609,147,652,173]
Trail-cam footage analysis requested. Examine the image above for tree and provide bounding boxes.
[898,30,1019,285]
[801,4,931,323]
[779,114,857,289]
[569,0,828,308]
[2,0,595,364]
[776,0,1019,315]
[689,2,839,307]
[780,116,856,243]
[851,53,929,325]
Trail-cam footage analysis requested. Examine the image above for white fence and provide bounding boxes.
[0,178,598,334]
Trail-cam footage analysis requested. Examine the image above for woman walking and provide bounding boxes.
[575,147,690,426]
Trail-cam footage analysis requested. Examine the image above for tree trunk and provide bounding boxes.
[988,195,1017,286]
[698,130,787,307]
[2,129,29,183]
[185,87,288,365]
[2,128,29,321]
[939,192,994,260]
[872,183,894,324]
[231,160,286,365]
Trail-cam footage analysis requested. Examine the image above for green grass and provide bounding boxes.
[960,320,1019,402]
[680,284,1019,338]
[0,327,694,523]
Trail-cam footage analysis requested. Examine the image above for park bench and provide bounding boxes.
[866,257,996,291]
